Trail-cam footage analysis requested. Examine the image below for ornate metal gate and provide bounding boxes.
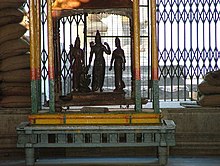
[157,0,220,101]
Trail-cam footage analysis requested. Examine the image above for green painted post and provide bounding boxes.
[151,0,160,113]
[37,79,41,110]
[133,0,142,112]
[49,80,55,113]
[31,81,38,114]
[153,80,160,113]
[135,80,142,112]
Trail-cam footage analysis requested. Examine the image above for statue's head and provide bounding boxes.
[115,37,121,47]
[74,36,80,48]
[95,30,101,44]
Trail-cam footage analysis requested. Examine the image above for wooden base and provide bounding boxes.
[59,92,148,107]
[17,120,175,166]
[28,112,161,125]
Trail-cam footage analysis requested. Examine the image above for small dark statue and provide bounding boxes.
[109,37,126,92]
[88,30,111,92]
[70,37,91,92]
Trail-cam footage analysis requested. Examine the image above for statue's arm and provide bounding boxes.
[88,41,95,67]
[109,53,115,71]
[103,42,111,55]
[88,48,93,68]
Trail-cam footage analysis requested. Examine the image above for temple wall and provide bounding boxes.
[162,108,220,156]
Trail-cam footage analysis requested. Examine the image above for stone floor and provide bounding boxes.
[0,157,220,166]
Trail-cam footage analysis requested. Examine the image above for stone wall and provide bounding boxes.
[0,109,28,159]
[162,108,220,156]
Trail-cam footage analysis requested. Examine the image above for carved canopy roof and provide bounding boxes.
[52,0,133,19]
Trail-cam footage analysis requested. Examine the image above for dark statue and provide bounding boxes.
[88,30,111,92]
[70,37,91,92]
[79,66,91,92]
[109,37,126,92]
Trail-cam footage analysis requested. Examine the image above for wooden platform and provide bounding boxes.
[16,120,176,166]
[59,92,148,107]
[28,112,161,125]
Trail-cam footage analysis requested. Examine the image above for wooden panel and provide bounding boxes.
[28,112,161,125]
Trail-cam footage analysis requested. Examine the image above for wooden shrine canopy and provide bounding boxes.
[52,0,133,18]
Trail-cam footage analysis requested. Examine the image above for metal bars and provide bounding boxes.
[59,15,85,95]
[157,0,220,101]
[25,1,151,110]
[25,0,220,104]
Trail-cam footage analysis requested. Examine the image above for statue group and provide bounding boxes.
[70,30,126,93]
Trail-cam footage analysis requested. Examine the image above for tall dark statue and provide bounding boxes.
[109,37,126,92]
[70,37,85,92]
[88,30,111,92]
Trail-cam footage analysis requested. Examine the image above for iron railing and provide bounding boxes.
[157,0,220,101]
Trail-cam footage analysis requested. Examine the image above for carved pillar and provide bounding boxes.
[133,0,141,112]
[151,0,160,113]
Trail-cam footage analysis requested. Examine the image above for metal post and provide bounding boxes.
[133,0,141,112]
[47,0,55,113]
[129,18,134,99]
[36,0,42,110]
[151,0,160,113]
[30,0,38,114]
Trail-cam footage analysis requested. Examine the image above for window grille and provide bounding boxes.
[157,0,220,101]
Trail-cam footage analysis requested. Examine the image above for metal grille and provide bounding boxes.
[24,0,220,104]
[59,15,86,95]
[23,0,49,103]
[157,0,220,101]
[41,0,49,102]
[86,14,133,97]
[23,1,150,104]
[140,0,150,99]
[57,4,150,99]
